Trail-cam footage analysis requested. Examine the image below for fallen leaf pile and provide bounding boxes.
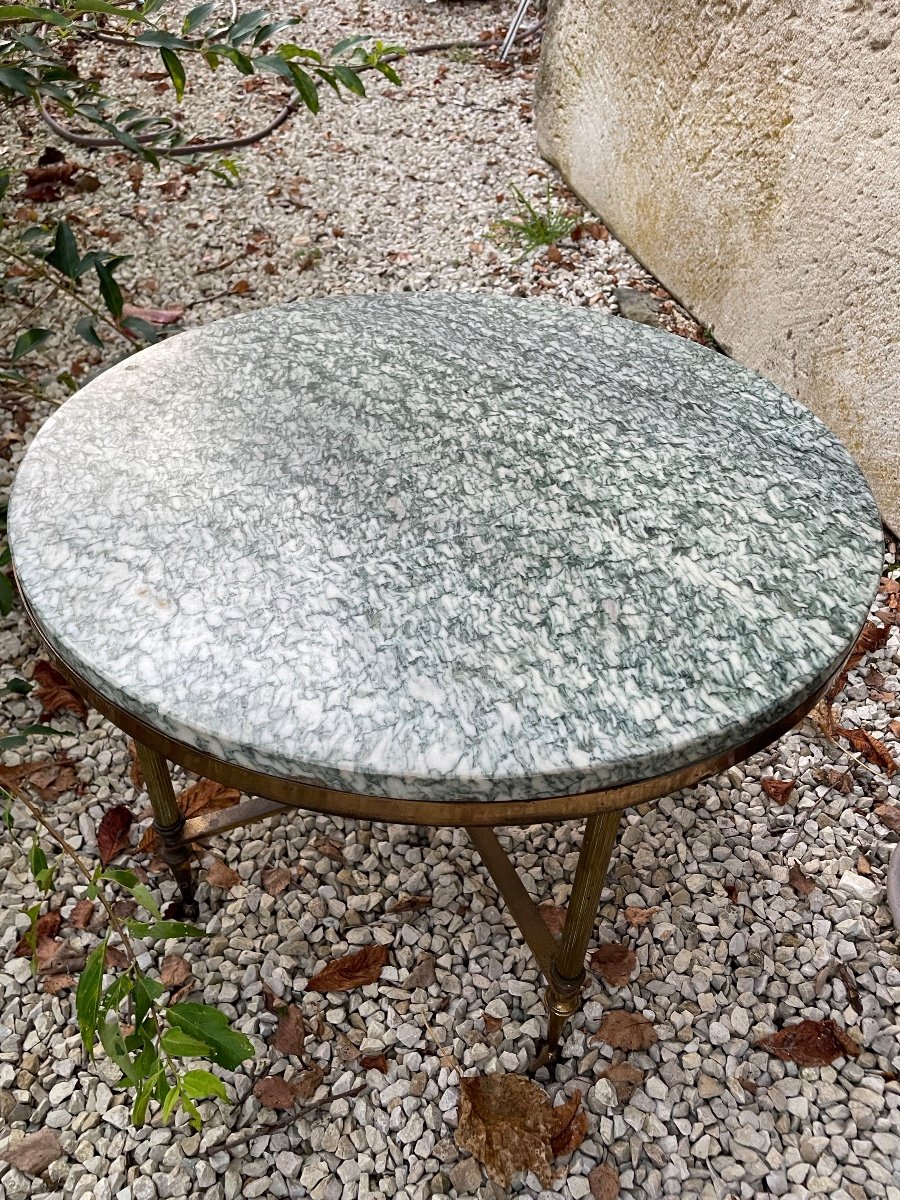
[455,1073,586,1187]
[0,755,79,803]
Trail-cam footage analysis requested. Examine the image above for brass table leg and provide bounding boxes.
[135,742,198,919]
[533,809,622,1069]
[468,809,623,1071]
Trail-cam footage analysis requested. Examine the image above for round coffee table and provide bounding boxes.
[9,294,883,1060]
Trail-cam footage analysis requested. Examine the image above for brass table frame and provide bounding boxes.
[23,585,853,1066]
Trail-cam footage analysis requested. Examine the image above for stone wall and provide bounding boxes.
[535,0,899,534]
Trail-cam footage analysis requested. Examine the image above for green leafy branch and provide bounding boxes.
[0,1,405,160]
[3,775,255,1129]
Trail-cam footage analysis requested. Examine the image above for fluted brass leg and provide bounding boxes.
[135,742,198,919]
[534,809,622,1068]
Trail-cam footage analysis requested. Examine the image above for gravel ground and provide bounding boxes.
[2,2,900,1199]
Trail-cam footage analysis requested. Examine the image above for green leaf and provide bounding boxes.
[100,972,133,1015]
[10,327,51,363]
[4,677,32,694]
[134,28,189,49]
[45,220,80,280]
[72,0,146,16]
[0,5,68,24]
[330,34,367,57]
[278,43,321,63]
[131,1071,159,1126]
[0,170,8,202]
[0,574,12,619]
[120,315,158,343]
[0,735,26,750]
[167,1003,255,1070]
[0,66,36,96]
[288,64,318,113]
[94,260,123,318]
[181,1067,228,1101]
[182,0,213,32]
[131,919,204,940]
[160,47,185,101]
[76,941,107,1056]
[375,61,401,87]
[98,1015,138,1083]
[160,1027,213,1057]
[222,46,253,74]
[161,1080,180,1123]
[332,64,365,96]
[102,867,140,888]
[181,1092,201,1129]
[226,8,267,44]
[133,973,164,1026]
[130,884,162,919]
[19,724,60,736]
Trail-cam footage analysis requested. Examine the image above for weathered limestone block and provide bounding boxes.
[536,0,900,532]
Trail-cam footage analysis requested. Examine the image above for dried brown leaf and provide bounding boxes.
[856,853,872,875]
[549,1095,587,1158]
[0,1129,63,1176]
[455,1073,584,1188]
[253,1075,296,1111]
[599,1061,643,1104]
[293,1064,324,1100]
[835,726,896,775]
[360,1053,389,1072]
[272,1004,306,1056]
[589,1162,620,1200]
[818,767,853,794]
[127,740,144,791]
[69,899,94,930]
[178,779,240,820]
[874,803,900,834]
[788,862,818,897]
[111,898,136,920]
[890,719,900,739]
[104,945,128,970]
[160,954,191,988]
[96,805,134,866]
[623,906,659,927]
[737,1075,758,1096]
[757,1018,860,1066]
[42,973,75,994]
[0,757,78,803]
[31,661,88,721]
[538,904,567,935]
[403,951,436,991]
[204,858,241,890]
[484,1014,504,1034]
[306,944,388,993]
[837,965,863,1016]
[121,303,185,326]
[13,909,61,957]
[310,835,344,863]
[590,943,637,987]
[262,866,292,896]
[335,1031,360,1062]
[761,777,795,804]
[591,1010,657,1052]
[388,894,432,914]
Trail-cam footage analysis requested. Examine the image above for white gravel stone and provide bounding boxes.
[836,870,881,902]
